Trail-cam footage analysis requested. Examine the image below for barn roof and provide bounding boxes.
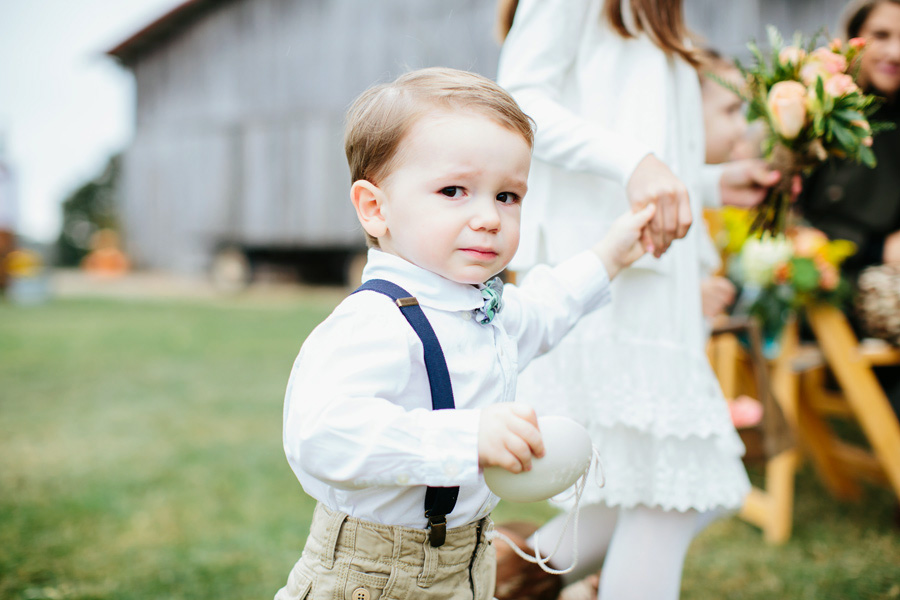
[107,0,232,65]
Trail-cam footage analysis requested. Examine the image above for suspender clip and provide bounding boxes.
[427,514,447,547]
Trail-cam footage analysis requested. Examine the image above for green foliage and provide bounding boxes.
[55,155,121,267]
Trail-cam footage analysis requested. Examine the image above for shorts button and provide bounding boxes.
[351,588,370,600]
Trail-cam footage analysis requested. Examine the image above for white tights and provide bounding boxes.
[527,503,726,600]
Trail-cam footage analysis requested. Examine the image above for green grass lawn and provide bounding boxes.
[1,294,898,599]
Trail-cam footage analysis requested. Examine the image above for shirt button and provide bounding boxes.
[461,311,472,320]
[352,588,370,600]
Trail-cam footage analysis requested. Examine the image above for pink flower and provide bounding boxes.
[824,73,859,97]
[829,37,843,52]
[768,81,808,140]
[800,48,849,85]
[779,46,807,65]
[849,37,867,50]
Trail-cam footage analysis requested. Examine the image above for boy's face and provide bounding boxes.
[702,71,746,164]
[369,111,531,285]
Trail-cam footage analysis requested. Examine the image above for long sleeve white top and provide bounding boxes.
[498,0,722,271]
[283,248,611,529]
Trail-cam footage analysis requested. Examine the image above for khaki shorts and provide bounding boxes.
[275,503,496,600]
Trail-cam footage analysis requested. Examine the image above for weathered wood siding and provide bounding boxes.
[123,0,500,272]
[122,0,855,273]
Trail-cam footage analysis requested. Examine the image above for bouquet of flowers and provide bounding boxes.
[727,26,891,234]
[719,207,856,356]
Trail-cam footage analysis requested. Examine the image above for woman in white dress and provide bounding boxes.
[497,1,782,597]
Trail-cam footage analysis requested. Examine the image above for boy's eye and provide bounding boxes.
[496,192,520,205]
[440,186,462,198]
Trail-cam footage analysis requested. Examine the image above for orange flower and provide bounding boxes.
[773,261,793,284]
[849,37,867,50]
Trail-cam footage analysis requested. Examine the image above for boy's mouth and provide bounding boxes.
[460,247,498,260]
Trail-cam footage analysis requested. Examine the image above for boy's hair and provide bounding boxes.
[344,67,534,247]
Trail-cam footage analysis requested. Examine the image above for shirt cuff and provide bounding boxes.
[550,250,612,312]
[419,408,481,486]
[699,164,725,208]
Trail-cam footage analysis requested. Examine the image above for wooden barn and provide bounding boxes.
[108,0,854,283]
[108,0,501,283]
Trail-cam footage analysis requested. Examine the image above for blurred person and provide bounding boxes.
[799,0,900,421]
[697,50,764,430]
[697,49,745,324]
[495,0,787,597]
[800,0,900,284]
[274,67,656,600]
[0,134,17,296]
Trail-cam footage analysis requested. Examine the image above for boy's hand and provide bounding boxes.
[593,204,656,280]
[478,403,545,474]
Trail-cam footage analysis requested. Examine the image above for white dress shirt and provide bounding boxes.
[283,248,611,529]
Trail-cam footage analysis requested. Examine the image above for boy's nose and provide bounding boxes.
[469,197,501,231]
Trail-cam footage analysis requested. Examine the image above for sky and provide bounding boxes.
[0,0,184,243]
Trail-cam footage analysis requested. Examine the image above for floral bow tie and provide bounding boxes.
[475,277,504,324]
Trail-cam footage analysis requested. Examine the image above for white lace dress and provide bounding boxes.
[498,0,750,512]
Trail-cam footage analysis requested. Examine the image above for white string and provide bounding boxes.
[488,447,605,576]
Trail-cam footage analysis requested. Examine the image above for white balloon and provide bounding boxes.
[483,415,593,503]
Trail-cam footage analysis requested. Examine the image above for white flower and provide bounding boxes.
[739,236,793,286]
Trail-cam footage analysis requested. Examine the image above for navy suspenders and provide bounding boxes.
[352,279,460,547]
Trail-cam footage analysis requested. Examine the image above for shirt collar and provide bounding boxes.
[361,249,486,312]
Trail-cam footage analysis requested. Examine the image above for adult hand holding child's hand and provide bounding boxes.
[626,154,692,258]
[478,403,545,474]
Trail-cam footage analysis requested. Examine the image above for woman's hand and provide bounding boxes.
[719,159,795,207]
[626,154,692,258]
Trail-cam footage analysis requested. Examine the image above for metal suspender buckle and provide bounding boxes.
[427,514,447,547]
[395,297,418,308]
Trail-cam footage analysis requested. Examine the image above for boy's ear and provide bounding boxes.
[351,180,388,239]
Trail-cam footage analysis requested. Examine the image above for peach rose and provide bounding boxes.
[779,46,807,65]
[829,37,843,52]
[768,81,808,139]
[792,227,829,258]
[800,48,848,85]
[849,37,867,50]
[824,73,859,97]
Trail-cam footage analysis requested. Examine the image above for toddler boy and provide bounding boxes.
[276,67,655,600]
